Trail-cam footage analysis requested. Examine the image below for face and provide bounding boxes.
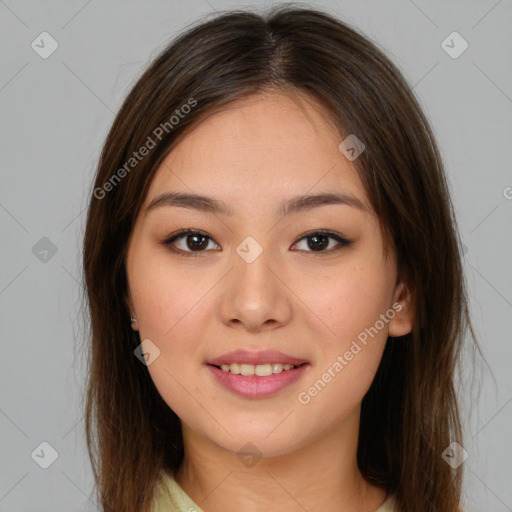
[125,89,413,457]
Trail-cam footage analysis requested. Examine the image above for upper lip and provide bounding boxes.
[206,349,309,366]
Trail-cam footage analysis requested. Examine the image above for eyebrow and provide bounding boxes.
[144,190,369,218]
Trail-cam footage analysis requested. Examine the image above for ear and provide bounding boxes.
[388,281,414,337]
[125,288,139,331]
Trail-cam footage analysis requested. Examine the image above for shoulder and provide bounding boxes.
[151,469,205,512]
[375,494,465,512]
[375,493,399,512]
[150,470,176,512]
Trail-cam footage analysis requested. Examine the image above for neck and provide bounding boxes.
[174,406,387,512]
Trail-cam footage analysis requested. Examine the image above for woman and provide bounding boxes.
[82,5,479,511]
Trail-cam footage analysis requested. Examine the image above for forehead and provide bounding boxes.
[145,90,370,212]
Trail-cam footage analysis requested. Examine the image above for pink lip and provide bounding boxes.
[206,363,310,399]
[206,349,308,366]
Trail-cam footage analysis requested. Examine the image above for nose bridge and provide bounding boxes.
[218,236,291,330]
[232,236,277,300]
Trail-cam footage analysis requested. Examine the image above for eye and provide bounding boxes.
[161,229,219,256]
[291,230,353,254]
[161,229,353,257]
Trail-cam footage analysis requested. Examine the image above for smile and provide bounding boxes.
[215,362,301,376]
[206,362,310,399]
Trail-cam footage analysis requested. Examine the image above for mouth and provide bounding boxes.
[207,362,309,377]
[205,358,310,399]
[205,349,310,398]
[206,349,309,368]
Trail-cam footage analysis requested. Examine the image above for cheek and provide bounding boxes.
[295,260,393,344]
[134,265,208,417]
[130,250,210,344]
[294,270,390,418]
[146,361,202,432]
[291,256,393,409]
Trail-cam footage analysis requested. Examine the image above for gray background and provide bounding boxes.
[0,0,511,511]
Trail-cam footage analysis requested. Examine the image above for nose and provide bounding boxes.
[218,246,293,333]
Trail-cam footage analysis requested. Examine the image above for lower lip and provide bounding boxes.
[206,363,310,399]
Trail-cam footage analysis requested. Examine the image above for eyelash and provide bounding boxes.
[160,229,353,257]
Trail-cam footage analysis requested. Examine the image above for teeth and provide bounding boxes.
[219,363,298,376]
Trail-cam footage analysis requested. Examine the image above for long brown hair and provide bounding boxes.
[81,4,483,511]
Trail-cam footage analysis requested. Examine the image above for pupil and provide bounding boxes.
[309,235,328,251]
[188,234,208,251]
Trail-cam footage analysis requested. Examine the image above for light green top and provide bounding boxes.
[151,470,400,512]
